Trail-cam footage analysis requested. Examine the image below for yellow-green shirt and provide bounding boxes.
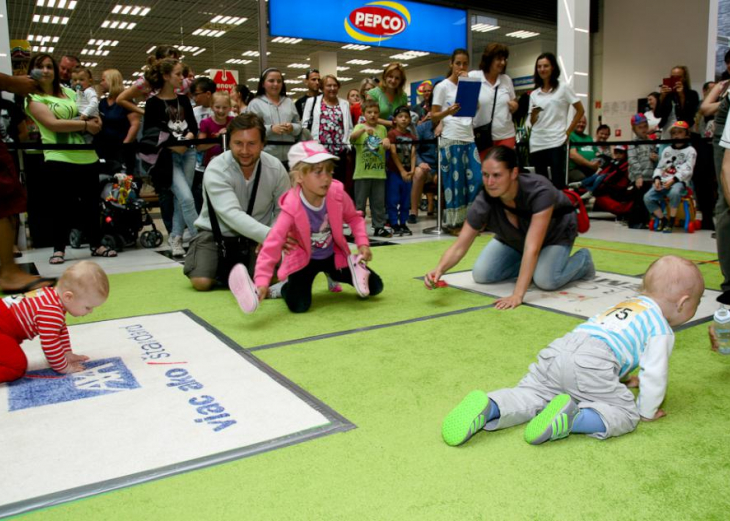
[25,86,98,164]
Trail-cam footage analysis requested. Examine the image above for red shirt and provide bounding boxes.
[1,287,70,371]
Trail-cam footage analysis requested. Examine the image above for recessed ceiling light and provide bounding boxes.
[342,44,370,51]
[338,77,352,82]
[471,23,500,33]
[287,63,309,69]
[337,66,350,71]
[271,37,302,44]
[506,30,540,39]
[360,68,382,74]
[347,59,372,65]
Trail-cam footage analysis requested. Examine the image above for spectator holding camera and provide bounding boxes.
[655,66,700,140]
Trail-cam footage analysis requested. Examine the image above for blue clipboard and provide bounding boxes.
[454,77,481,118]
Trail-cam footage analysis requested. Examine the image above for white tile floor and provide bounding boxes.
[16,211,718,279]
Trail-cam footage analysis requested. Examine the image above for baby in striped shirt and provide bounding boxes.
[441,255,704,446]
[0,261,109,382]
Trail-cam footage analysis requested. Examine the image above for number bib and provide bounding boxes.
[594,300,649,333]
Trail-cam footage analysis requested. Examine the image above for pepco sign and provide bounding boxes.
[344,1,411,43]
[269,0,467,55]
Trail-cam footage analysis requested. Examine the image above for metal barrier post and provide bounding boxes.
[423,136,446,236]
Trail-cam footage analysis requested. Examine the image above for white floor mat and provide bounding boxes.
[440,270,720,329]
[0,311,353,518]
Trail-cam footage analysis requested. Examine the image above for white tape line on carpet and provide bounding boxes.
[440,271,720,328]
[0,311,353,518]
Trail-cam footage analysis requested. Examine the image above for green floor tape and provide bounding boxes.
[26,238,728,520]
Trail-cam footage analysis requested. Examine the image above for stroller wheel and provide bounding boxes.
[140,230,163,248]
[69,229,84,249]
[150,230,163,247]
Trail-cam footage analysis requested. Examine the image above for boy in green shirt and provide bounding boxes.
[350,100,392,238]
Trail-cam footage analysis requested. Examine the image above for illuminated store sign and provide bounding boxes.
[269,0,466,55]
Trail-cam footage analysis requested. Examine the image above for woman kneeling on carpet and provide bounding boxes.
[0,261,109,382]
[424,146,595,310]
[229,141,384,314]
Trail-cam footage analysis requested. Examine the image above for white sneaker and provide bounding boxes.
[580,190,593,201]
[567,182,582,189]
[268,281,285,299]
[170,235,185,257]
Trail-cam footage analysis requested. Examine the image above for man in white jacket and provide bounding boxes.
[184,113,290,291]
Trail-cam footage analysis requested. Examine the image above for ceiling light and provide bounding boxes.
[242,50,259,56]
[102,20,110,27]
[284,79,300,84]
[360,68,382,74]
[112,4,121,12]
[121,5,131,14]
[36,0,76,7]
[471,23,500,32]
[248,78,258,82]
[506,30,540,39]
[347,59,372,65]
[141,8,149,16]
[390,50,429,60]
[211,15,222,23]
[192,48,206,56]
[271,37,302,44]
[32,15,40,22]
[342,44,370,51]
[146,45,156,54]
[338,77,352,82]
[290,88,308,92]
[103,19,135,29]
[287,63,309,69]
[337,66,350,71]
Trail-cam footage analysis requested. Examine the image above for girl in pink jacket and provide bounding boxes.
[229,141,384,313]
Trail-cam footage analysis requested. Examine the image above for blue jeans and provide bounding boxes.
[643,181,684,214]
[170,148,198,238]
[580,172,605,192]
[386,171,412,226]
[472,239,593,291]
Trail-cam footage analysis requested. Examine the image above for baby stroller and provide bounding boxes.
[69,173,163,251]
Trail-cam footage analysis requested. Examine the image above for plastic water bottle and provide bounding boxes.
[714,306,730,355]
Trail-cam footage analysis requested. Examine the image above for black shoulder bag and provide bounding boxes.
[474,84,499,153]
[207,159,262,283]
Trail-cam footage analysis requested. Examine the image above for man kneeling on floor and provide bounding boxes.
[184,113,290,291]
[441,255,704,446]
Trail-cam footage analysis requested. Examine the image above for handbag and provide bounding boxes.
[207,159,262,283]
[473,84,499,152]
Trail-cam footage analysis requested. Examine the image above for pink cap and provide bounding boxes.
[287,140,339,167]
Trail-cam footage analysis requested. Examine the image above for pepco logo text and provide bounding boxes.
[344,1,411,43]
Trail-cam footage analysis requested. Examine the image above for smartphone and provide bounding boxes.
[662,77,679,89]
[30,69,43,81]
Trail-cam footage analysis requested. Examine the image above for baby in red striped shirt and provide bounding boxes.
[0,261,109,382]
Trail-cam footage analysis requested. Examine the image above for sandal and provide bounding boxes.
[91,246,118,258]
[49,252,65,265]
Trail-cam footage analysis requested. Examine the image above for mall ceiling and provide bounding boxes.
[6,0,557,91]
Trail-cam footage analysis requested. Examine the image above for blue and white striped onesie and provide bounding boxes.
[576,296,674,418]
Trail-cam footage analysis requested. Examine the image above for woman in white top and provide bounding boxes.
[528,52,585,189]
[469,43,518,160]
[644,92,662,134]
[245,68,302,169]
[431,48,483,230]
[302,74,353,184]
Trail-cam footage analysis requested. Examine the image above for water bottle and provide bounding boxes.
[714,306,730,355]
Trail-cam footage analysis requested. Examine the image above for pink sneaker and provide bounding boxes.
[228,263,259,314]
[347,254,370,298]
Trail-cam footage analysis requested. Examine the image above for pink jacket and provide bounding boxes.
[254,180,369,287]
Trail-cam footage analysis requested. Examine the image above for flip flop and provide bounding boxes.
[0,277,57,295]
[49,252,65,265]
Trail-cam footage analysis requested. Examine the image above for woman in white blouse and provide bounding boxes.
[469,43,518,160]
[528,52,585,189]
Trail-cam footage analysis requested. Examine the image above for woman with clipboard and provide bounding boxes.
[528,52,584,190]
[431,48,482,233]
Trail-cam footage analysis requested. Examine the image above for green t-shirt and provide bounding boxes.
[368,87,408,121]
[25,86,98,164]
[568,131,596,170]
[353,124,388,180]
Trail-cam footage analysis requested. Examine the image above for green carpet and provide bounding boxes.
[22,238,730,520]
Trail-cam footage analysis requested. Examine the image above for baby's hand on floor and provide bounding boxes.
[60,361,86,374]
[65,352,90,363]
[624,375,640,388]
[640,409,666,422]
